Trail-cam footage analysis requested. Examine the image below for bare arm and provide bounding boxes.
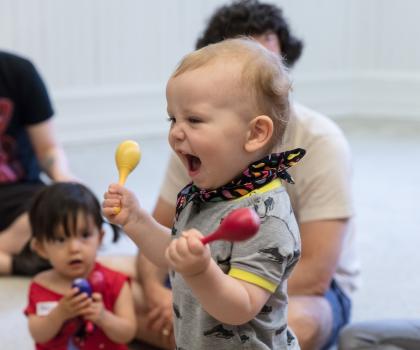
[166,230,270,325]
[103,185,172,268]
[137,197,174,292]
[135,197,174,338]
[288,219,349,296]
[26,119,74,181]
[28,288,90,343]
[28,307,68,344]
[187,260,270,325]
[94,282,137,343]
[139,190,272,325]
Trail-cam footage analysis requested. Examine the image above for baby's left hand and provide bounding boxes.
[165,229,211,277]
[82,293,105,325]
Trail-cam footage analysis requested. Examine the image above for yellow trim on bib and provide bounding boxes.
[235,178,282,201]
[229,267,277,293]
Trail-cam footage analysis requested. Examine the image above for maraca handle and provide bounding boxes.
[201,234,215,245]
[118,168,130,186]
[201,228,223,245]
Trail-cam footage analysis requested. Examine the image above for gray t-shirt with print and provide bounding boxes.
[170,182,301,349]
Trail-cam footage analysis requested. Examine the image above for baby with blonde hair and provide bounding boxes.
[104,38,305,349]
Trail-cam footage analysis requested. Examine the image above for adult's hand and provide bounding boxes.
[143,281,174,344]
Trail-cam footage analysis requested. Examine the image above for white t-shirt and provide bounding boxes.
[158,103,360,297]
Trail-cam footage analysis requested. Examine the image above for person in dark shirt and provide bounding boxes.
[0,50,75,276]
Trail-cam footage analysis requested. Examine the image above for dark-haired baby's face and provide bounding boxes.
[40,212,103,280]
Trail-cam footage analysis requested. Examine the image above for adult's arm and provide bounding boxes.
[287,218,349,296]
[138,196,175,287]
[26,118,74,181]
[285,111,354,296]
[136,197,175,334]
[137,154,185,290]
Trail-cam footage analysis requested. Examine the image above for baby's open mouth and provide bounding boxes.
[69,259,82,265]
[186,154,201,172]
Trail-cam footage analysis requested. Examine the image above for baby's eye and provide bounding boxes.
[81,231,92,240]
[167,116,176,124]
[53,236,66,244]
[188,117,201,124]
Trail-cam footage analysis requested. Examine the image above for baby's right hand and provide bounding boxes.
[56,287,91,322]
[102,183,141,227]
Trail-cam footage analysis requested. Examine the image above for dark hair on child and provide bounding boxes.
[196,0,303,68]
[29,182,120,242]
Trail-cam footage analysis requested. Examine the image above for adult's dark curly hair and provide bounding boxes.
[196,0,303,68]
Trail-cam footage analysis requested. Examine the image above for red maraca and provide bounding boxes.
[201,207,260,245]
[89,270,105,294]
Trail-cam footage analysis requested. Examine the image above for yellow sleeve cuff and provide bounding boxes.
[228,267,277,293]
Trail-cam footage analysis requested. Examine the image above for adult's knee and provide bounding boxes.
[338,323,368,350]
[288,296,332,350]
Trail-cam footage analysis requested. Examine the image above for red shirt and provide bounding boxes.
[24,262,129,350]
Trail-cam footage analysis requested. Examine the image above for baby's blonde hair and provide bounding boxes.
[172,37,291,148]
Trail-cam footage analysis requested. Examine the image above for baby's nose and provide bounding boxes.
[169,123,186,141]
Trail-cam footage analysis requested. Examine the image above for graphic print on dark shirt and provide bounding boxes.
[0,98,23,181]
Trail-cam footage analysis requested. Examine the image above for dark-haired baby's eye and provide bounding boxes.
[53,236,66,244]
[82,231,93,240]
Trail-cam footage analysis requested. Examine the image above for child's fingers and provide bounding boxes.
[173,236,190,258]
[73,298,92,313]
[72,292,90,303]
[102,198,121,208]
[103,191,121,200]
[184,230,205,255]
[165,241,182,265]
[182,228,204,240]
[106,183,123,195]
[91,293,102,303]
[188,237,206,255]
[65,287,80,298]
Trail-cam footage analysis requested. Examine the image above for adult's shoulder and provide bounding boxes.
[291,103,346,138]
[284,102,350,154]
[0,50,35,72]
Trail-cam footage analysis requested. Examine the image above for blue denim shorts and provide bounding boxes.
[322,279,352,350]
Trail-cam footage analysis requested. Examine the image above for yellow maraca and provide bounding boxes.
[114,140,141,213]
[115,140,141,185]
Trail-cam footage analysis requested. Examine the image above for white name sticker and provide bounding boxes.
[36,301,58,316]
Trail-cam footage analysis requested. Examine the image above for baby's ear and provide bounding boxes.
[244,115,273,153]
[30,238,48,259]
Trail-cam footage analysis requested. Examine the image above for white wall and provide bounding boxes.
[1,0,419,144]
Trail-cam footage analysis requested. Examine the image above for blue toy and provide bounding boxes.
[72,278,94,333]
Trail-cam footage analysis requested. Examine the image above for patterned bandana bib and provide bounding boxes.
[175,148,306,218]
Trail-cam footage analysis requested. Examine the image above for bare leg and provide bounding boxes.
[288,295,333,350]
[0,213,31,253]
[98,254,174,349]
[0,213,32,275]
[0,251,11,275]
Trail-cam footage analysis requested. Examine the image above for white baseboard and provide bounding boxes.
[52,84,168,145]
[294,71,420,120]
[53,73,420,145]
